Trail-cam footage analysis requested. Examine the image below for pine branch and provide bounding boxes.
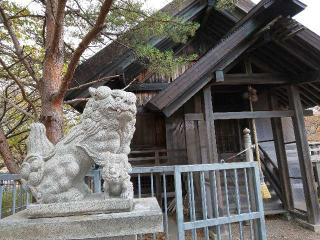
[54,0,114,101]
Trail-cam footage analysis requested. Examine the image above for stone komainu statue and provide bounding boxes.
[20,86,137,203]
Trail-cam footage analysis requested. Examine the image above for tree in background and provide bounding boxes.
[0,0,236,173]
[305,107,320,142]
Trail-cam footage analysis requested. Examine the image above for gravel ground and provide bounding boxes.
[265,216,320,240]
[228,215,320,240]
[145,215,320,239]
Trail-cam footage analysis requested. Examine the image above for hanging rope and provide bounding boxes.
[223,144,255,162]
[248,85,271,199]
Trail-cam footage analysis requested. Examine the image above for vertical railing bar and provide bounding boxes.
[253,166,267,240]
[223,170,232,239]
[151,173,154,197]
[190,172,197,240]
[12,180,16,214]
[234,169,244,240]
[187,172,196,240]
[244,168,254,240]
[162,173,169,239]
[0,182,3,219]
[200,172,209,240]
[175,168,185,240]
[138,173,142,240]
[19,184,23,211]
[212,170,221,239]
[26,190,30,206]
[187,172,192,222]
[138,173,141,198]
[151,173,156,240]
[93,170,100,193]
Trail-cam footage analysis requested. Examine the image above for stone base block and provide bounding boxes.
[26,194,133,218]
[0,198,163,240]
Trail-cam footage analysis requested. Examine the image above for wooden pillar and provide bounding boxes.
[203,86,219,163]
[203,86,226,235]
[288,85,320,224]
[268,94,294,211]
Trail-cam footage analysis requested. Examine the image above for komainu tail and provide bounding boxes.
[26,123,55,158]
[20,123,55,194]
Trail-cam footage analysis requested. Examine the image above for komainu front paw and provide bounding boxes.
[21,155,44,187]
[120,190,133,199]
[120,181,133,199]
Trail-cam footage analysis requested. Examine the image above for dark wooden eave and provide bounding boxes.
[147,0,306,117]
[66,0,208,103]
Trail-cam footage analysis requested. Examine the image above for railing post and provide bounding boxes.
[155,151,162,206]
[243,128,254,162]
[0,182,3,219]
[253,164,267,240]
[174,167,185,240]
[93,169,101,193]
[243,128,261,239]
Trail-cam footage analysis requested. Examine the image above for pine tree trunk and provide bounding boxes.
[40,0,65,144]
[0,127,20,173]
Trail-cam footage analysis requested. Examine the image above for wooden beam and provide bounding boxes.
[212,110,312,120]
[126,82,169,92]
[274,40,319,70]
[184,113,204,121]
[268,94,294,211]
[212,73,290,86]
[213,110,293,120]
[298,71,320,83]
[299,85,320,104]
[288,85,320,225]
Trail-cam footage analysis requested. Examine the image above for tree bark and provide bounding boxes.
[40,0,66,144]
[0,127,20,173]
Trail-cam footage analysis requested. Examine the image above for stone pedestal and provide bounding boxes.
[0,198,163,240]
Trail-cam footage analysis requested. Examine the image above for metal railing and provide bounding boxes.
[174,162,266,240]
[0,174,31,219]
[0,163,266,240]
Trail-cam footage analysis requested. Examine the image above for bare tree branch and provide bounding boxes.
[8,14,45,20]
[54,0,114,101]
[64,98,89,105]
[7,129,30,139]
[0,57,38,120]
[67,74,120,92]
[5,112,28,138]
[0,94,36,120]
[0,6,40,84]
[0,84,12,121]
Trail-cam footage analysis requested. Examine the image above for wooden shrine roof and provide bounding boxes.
[147,0,320,117]
[68,0,320,114]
